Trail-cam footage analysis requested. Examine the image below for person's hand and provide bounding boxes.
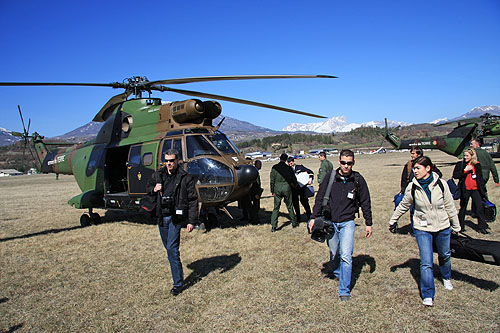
[153,183,162,192]
[308,219,315,233]
[495,182,500,187]
[186,224,194,232]
[365,226,372,238]
[464,165,473,172]
[389,223,398,234]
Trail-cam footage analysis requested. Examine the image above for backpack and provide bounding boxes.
[446,178,461,200]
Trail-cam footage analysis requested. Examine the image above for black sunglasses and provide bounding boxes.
[340,160,354,166]
[165,159,177,163]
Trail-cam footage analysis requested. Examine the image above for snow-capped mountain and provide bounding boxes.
[0,127,21,147]
[282,116,410,133]
[432,105,500,124]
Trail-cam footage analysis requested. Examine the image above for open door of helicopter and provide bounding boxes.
[127,142,159,196]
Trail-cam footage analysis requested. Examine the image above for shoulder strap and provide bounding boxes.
[437,178,444,194]
[411,183,416,200]
[322,171,336,208]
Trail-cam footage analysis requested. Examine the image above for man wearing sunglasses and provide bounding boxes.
[308,149,373,301]
[146,149,198,296]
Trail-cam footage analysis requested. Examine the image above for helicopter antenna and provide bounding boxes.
[215,117,226,130]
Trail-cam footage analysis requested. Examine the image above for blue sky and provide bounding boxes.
[1,0,499,137]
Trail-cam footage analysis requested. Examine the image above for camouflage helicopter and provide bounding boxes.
[1,75,335,226]
[383,113,500,157]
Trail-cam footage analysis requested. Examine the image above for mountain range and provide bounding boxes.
[1,105,499,147]
[281,116,409,133]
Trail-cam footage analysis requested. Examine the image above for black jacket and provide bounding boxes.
[146,166,199,225]
[452,160,486,199]
[311,168,373,226]
[401,160,443,192]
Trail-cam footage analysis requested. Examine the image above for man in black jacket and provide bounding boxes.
[287,156,313,222]
[146,149,198,296]
[308,149,372,301]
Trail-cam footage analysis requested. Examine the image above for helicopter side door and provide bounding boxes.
[127,142,159,195]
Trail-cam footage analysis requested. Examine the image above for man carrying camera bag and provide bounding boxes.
[308,149,373,301]
[146,149,198,296]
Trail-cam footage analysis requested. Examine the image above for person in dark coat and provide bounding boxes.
[452,148,490,234]
[146,149,198,295]
[287,156,313,222]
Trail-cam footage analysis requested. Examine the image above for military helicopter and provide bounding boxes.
[383,113,500,157]
[1,75,335,226]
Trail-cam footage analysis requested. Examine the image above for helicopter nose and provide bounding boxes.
[237,164,259,187]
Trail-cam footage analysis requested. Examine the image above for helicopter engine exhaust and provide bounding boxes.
[203,101,222,119]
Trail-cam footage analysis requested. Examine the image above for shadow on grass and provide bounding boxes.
[0,226,83,243]
[183,253,241,291]
[321,254,376,291]
[390,258,499,291]
[3,323,23,332]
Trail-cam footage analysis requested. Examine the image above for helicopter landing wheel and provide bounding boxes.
[90,212,101,225]
[80,214,92,227]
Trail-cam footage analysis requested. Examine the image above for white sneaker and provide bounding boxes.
[443,279,453,290]
[422,298,433,306]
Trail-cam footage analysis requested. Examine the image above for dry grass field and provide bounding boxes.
[1,151,499,332]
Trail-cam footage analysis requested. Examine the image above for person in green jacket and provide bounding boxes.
[317,151,333,184]
[470,139,500,194]
[270,153,298,232]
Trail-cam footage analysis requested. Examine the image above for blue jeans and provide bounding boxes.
[414,227,451,299]
[159,216,184,288]
[327,220,355,296]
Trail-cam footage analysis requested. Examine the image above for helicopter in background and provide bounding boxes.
[383,113,500,157]
[1,75,335,226]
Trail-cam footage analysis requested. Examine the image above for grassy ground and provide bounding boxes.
[1,151,499,332]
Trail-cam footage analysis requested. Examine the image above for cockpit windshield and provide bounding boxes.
[206,132,238,154]
[186,135,219,159]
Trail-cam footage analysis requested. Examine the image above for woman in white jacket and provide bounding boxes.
[389,156,460,307]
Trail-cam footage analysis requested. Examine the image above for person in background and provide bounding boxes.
[389,156,460,307]
[317,151,333,185]
[242,159,263,224]
[287,156,313,222]
[270,153,298,232]
[453,148,490,234]
[470,138,500,195]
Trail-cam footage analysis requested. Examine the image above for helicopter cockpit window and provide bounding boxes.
[186,135,219,158]
[173,139,183,160]
[142,153,153,166]
[185,128,209,134]
[165,130,183,137]
[207,133,237,154]
[160,139,173,162]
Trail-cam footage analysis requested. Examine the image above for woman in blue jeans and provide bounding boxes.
[389,156,460,306]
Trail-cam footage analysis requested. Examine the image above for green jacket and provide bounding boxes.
[270,161,297,193]
[318,159,333,184]
[475,147,499,183]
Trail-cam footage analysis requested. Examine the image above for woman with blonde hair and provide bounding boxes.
[452,148,490,234]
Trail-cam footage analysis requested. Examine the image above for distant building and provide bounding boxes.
[0,169,23,177]
[244,151,272,159]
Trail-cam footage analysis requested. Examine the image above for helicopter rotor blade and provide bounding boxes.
[154,86,327,119]
[92,92,133,122]
[0,82,125,88]
[149,74,337,86]
[18,105,27,134]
